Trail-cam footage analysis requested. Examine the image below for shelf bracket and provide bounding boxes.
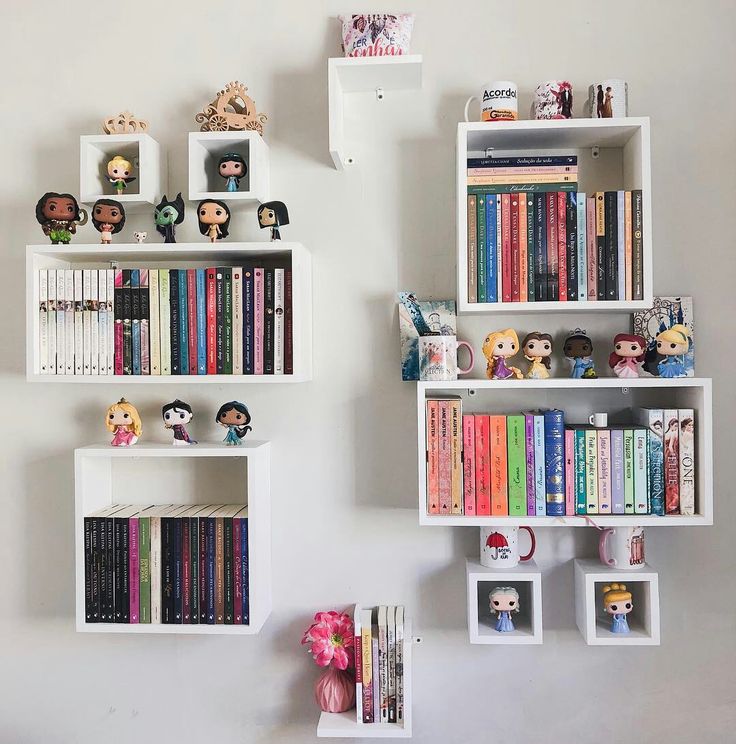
[591,145,600,159]
[375,87,384,101]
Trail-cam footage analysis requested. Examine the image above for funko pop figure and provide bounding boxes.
[162,399,197,445]
[216,401,252,446]
[106,398,142,447]
[35,192,88,244]
[602,583,633,633]
[608,333,646,378]
[218,152,247,192]
[257,200,289,241]
[482,328,523,380]
[154,193,185,243]
[489,586,520,633]
[107,155,136,195]
[563,330,597,379]
[655,324,691,378]
[198,199,231,243]
[91,199,126,245]
[522,331,553,379]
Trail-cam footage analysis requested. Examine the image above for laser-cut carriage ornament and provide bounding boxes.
[195,81,268,135]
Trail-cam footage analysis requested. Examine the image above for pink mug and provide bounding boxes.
[599,526,646,569]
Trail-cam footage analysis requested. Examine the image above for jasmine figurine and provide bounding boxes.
[162,399,197,445]
[489,586,520,632]
[107,155,136,195]
[608,333,646,378]
[35,192,88,244]
[482,328,523,380]
[218,152,247,192]
[602,583,633,634]
[154,193,185,243]
[522,331,553,379]
[105,398,142,447]
[216,401,252,446]
[257,200,289,240]
[563,330,597,379]
[655,325,691,378]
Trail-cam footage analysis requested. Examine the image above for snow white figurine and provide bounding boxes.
[162,399,197,445]
[106,398,142,447]
[489,586,520,632]
[482,328,524,380]
[655,324,691,378]
[602,583,633,634]
[216,401,252,446]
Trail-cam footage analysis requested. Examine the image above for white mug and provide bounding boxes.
[533,80,574,120]
[480,526,536,568]
[464,81,518,123]
[589,79,628,118]
[589,412,608,428]
[418,335,474,381]
[599,526,646,569]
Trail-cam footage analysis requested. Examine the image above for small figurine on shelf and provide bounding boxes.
[35,192,88,244]
[216,401,252,446]
[106,398,142,447]
[489,586,520,633]
[655,325,692,378]
[257,200,289,241]
[482,328,523,380]
[218,153,247,192]
[197,199,231,243]
[602,583,633,634]
[91,199,126,245]
[162,399,197,446]
[563,330,597,379]
[133,231,147,244]
[154,193,185,244]
[608,333,646,378]
[106,155,136,195]
[522,331,553,379]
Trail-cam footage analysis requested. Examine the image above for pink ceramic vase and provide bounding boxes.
[315,667,355,713]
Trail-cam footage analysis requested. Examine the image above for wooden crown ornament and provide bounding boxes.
[102,111,149,134]
[195,81,267,135]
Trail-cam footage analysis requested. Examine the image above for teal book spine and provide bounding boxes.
[574,429,586,515]
[623,429,635,514]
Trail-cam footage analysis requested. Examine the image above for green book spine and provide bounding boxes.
[223,268,233,374]
[574,430,586,514]
[623,429,635,514]
[467,183,577,195]
[585,430,598,513]
[526,194,535,301]
[138,517,151,623]
[476,195,487,303]
[506,415,527,516]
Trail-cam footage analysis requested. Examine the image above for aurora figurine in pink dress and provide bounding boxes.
[482,329,523,380]
[489,586,520,632]
[106,398,142,447]
[608,333,646,378]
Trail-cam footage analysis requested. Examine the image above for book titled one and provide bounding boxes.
[489,415,508,516]
[678,410,696,516]
[426,401,440,515]
[462,415,476,516]
[664,409,680,514]
[449,399,462,514]
[543,410,565,515]
[475,414,491,516]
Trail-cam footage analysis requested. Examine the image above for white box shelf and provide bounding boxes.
[416,378,713,527]
[26,242,312,383]
[456,117,653,314]
[574,559,660,645]
[466,560,542,645]
[75,441,271,634]
[80,133,165,208]
[317,619,413,738]
[188,131,269,203]
[328,55,422,170]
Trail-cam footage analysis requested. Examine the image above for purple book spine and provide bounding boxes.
[525,414,536,515]
[129,518,140,623]
[611,429,626,514]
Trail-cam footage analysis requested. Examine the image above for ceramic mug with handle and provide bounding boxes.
[480,526,536,568]
[464,81,518,122]
[418,335,474,381]
[599,526,646,569]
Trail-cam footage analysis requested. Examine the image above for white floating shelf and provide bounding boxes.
[328,55,422,170]
[574,559,660,645]
[188,131,269,203]
[466,560,542,645]
[456,117,653,314]
[26,242,312,383]
[80,133,165,208]
[75,441,272,635]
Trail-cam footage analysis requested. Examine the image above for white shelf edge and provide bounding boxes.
[458,300,652,314]
[418,377,711,391]
[27,374,310,384]
[421,515,712,527]
[76,622,263,635]
[317,712,411,739]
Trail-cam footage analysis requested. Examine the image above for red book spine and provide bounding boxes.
[233,517,243,624]
[557,191,568,301]
[510,195,520,301]
[546,193,558,300]
[186,269,197,374]
[284,269,293,375]
[206,268,217,374]
[501,194,512,302]
[438,401,452,515]
[182,517,191,623]
[474,415,491,515]
[586,196,597,300]
[462,415,476,516]
[490,415,509,516]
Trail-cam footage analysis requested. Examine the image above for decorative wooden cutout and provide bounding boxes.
[195,81,267,134]
[103,111,149,134]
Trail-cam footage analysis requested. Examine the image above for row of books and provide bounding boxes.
[425,399,696,517]
[354,605,406,726]
[38,265,293,376]
[465,155,644,303]
[83,504,250,625]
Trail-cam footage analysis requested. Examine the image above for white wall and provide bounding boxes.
[1,1,734,742]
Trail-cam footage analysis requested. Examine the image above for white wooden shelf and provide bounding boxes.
[456,117,653,314]
[26,242,312,383]
[188,131,269,203]
[75,441,271,635]
[466,560,542,645]
[328,55,422,170]
[80,133,165,209]
[416,378,713,527]
[574,559,660,645]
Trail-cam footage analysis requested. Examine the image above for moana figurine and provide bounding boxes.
[563,330,597,379]
[216,401,252,446]
[655,324,691,378]
[602,583,633,634]
[162,399,197,445]
[608,333,646,378]
[218,152,247,192]
[489,586,520,633]
[106,398,142,447]
[35,192,88,244]
[154,193,185,243]
[522,331,553,379]
[91,199,126,245]
[107,155,136,195]
[198,199,231,243]
[257,200,289,241]
[482,328,523,380]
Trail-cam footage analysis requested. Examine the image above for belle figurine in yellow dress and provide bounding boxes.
[522,331,553,379]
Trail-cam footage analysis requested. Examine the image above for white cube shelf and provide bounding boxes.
[80,133,165,208]
[26,242,312,383]
[416,378,713,527]
[188,131,269,203]
[574,559,660,645]
[456,117,653,314]
[466,560,542,644]
[74,441,271,634]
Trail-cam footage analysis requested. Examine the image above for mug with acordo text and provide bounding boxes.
[464,81,518,122]
[480,526,536,568]
[418,335,474,381]
[599,526,646,569]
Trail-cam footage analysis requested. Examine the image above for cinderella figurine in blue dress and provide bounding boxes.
[218,153,247,192]
[602,583,633,633]
[489,586,520,632]
[655,324,691,378]
[216,401,252,446]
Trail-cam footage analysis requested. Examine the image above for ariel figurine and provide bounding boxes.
[522,331,553,379]
[162,399,197,445]
[489,586,520,632]
[216,401,252,446]
[602,583,633,634]
[563,330,597,379]
[608,333,646,378]
[107,155,136,195]
[482,328,523,380]
[106,398,142,447]
[655,324,691,378]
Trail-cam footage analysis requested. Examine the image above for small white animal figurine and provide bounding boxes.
[133,231,147,244]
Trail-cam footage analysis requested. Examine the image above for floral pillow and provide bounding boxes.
[339,14,414,57]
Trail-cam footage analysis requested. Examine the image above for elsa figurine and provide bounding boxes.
[655,324,691,378]
[216,401,252,446]
[489,586,520,632]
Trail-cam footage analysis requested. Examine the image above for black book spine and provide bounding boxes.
[98,518,108,622]
[89,518,101,622]
[604,191,618,300]
[84,518,94,622]
[122,269,132,375]
[534,193,547,301]
[595,192,606,300]
[170,269,180,374]
[114,519,124,622]
[190,517,199,624]
[224,518,234,624]
[120,519,130,622]
[632,189,644,300]
[174,516,183,623]
[566,192,578,301]
[114,279,124,374]
[105,518,115,621]
[206,517,216,624]
[242,517,249,625]
[264,268,275,374]
[161,518,175,623]
[199,517,207,623]
[216,268,224,373]
[546,193,559,301]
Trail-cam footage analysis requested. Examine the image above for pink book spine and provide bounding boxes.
[474,415,491,515]
[525,415,536,515]
[114,269,123,374]
[462,415,476,516]
[586,196,597,300]
[438,401,451,515]
[557,192,567,301]
[565,429,575,515]
[233,517,243,624]
[597,430,612,513]
[426,401,440,514]
[129,517,139,623]
[254,268,265,375]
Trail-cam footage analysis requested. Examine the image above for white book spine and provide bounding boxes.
[90,270,99,375]
[232,267,243,375]
[107,269,115,375]
[150,517,161,624]
[140,269,150,375]
[678,409,696,515]
[47,269,57,375]
[274,268,284,374]
[395,607,405,723]
[617,190,626,299]
[98,270,107,375]
[55,270,65,375]
[82,270,91,374]
[64,270,75,374]
[159,269,171,375]
[634,428,648,514]
[387,605,396,723]
[74,270,83,374]
[378,606,388,723]
[149,268,160,374]
[38,270,48,374]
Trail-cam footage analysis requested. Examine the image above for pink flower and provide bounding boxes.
[301,610,355,670]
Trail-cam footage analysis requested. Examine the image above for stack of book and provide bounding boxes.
[38,265,293,376]
[466,155,644,303]
[354,605,406,726]
[83,504,250,625]
[425,399,696,517]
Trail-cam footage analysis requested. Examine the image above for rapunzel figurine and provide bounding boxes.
[655,324,691,378]
[482,328,523,380]
[106,398,142,447]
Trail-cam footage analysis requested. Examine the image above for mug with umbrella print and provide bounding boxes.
[480,526,536,568]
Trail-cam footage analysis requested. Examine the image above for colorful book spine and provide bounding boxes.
[39,270,48,374]
[449,400,462,515]
[462,415,476,516]
[566,191,578,300]
[556,190,567,301]
[616,191,626,300]
[140,270,150,375]
[186,268,197,374]
[438,401,451,515]
[467,183,577,195]
[595,192,605,300]
[233,267,244,375]
[47,270,57,374]
[426,401,439,515]
[159,269,171,375]
[633,408,665,516]
[222,267,233,374]
[510,195,520,301]
[170,269,181,373]
[215,268,224,373]
[623,429,635,515]
[574,429,586,515]
[632,189,644,300]
[149,268,160,375]
[475,415,491,516]
[543,410,565,516]
[525,414,536,515]
[107,270,115,375]
[546,192,558,300]
[586,196,597,300]
[129,517,139,623]
[624,190,633,300]
[604,191,618,300]
[89,270,99,375]
[284,269,294,375]
[241,514,249,624]
[488,415,507,516]
[467,156,578,168]
[233,517,243,624]
[564,429,575,515]
[65,270,76,374]
[518,192,528,301]
[576,192,587,302]
[467,195,477,303]
[610,429,625,514]
[56,269,65,374]
[74,270,84,374]
[485,193,498,302]
[178,268,189,376]
[139,516,150,623]
[634,428,649,514]
[501,194,512,302]
[254,268,264,374]
[132,269,141,374]
[526,194,535,301]
[507,415,526,516]
[196,268,207,374]
[243,267,255,374]
[361,610,374,723]
[533,414,545,516]
[678,410,695,516]
[534,193,547,300]
[273,267,284,374]
[664,409,680,514]
[477,194,487,303]
[597,429,611,513]
[206,267,217,374]
[467,173,576,185]
[585,429,598,513]
[467,165,579,176]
